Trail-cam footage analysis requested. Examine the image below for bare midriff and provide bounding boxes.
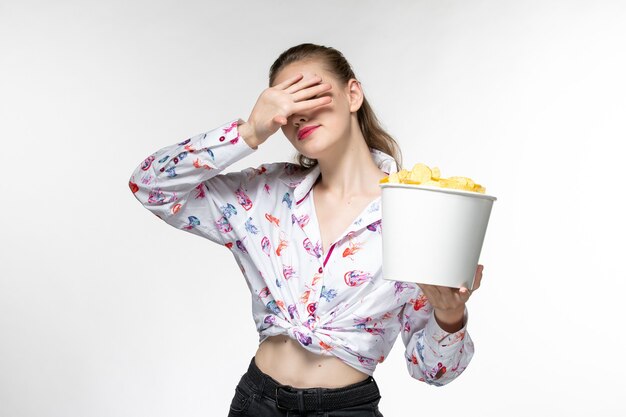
[253,335,370,388]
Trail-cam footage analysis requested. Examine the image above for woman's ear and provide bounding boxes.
[347,79,364,113]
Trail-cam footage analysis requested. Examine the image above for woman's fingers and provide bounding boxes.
[459,286,472,302]
[292,82,332,104]
[419,282,473,310]
[444,285,467,306]
[274,73,333,116]
[273,72,305,90]
[284,73,319,92]
[293,95,332,112]
[417,266,485,312]
[283,74,332,100]
[472,264,483,291]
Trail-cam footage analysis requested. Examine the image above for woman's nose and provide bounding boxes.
[293,116,307,127]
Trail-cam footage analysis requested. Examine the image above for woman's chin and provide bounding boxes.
[296,141,333,160]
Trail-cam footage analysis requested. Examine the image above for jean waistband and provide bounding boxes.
[244,356,381,412]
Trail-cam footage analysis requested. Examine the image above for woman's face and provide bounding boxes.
[271,60,361,160]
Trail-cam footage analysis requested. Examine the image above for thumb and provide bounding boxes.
[273,115,287,126]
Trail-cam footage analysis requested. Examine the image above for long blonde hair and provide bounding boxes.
[268,43,403,172]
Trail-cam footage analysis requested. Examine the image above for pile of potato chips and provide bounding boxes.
[380,163,486,194]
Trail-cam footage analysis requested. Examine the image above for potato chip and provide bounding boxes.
[379,163,486,194]
[410,163,432,183]
[398,170,410,181]
[474,185,486,193]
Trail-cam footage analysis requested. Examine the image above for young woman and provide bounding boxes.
[129,43,483,417]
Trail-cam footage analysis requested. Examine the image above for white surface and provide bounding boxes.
[1,1,625,416]
[381,184,495,288]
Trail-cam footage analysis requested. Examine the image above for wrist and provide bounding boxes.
[433,306,465,333]
[237,121,259,150]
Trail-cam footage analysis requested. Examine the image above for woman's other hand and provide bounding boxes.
[417,264,484,333]
[239,73,333,148]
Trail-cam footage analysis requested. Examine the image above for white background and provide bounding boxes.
[1,0,625,416]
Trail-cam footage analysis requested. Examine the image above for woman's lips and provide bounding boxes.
[298,126,320,140]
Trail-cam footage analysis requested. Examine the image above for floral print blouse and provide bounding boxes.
[128,118,474,385]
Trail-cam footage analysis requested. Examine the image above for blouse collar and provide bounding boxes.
[283,148,399,207]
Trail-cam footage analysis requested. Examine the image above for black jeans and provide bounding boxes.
[227,356,384,417]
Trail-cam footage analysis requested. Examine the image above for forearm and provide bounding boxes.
[128,118,258,243]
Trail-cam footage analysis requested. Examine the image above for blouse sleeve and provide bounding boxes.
[399,290,475,386]
[128,118,262,245]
